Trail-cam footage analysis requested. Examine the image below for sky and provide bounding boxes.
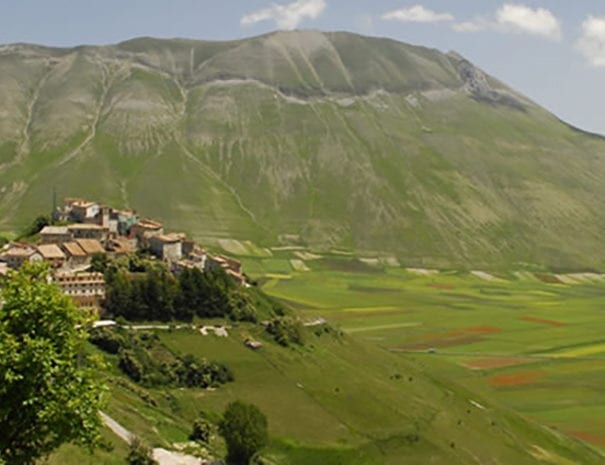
[2,1,605,134]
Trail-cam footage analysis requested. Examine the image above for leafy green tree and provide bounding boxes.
[219,401,268,465]
[126,437,157,465]
[17,214,50,240]
[0,262,105,464]
[90,253,109,273]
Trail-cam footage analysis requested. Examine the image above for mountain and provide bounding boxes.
[1,30,604,270]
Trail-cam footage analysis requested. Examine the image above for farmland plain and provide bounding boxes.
[243,252,605,453]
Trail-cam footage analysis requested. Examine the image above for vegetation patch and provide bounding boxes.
[428,283,455,290]
[534,273,565,284]
[399,327,500,350]
[569,432,605,446]
[521,316,567,327]
[348,284,401,294]
[317,258,383,273]
[462,357,537,370]
[488,371,545,387]
[554,344,605,358]
[90,327,234,389]
[103,256,283,323]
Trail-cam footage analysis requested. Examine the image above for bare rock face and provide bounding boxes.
[447,51,526,111]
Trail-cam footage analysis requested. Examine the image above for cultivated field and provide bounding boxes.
[245,254,605,453]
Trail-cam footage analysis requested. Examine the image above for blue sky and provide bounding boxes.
[2,1,605,134]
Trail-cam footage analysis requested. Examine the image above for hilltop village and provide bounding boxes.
[0,198,245,309]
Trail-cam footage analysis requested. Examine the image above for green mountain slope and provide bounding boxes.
[1,31,604,269]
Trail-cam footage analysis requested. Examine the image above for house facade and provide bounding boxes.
[68,224,109,242]
[37,244,66,268]
[39,226,72,245]
[0,244,43,269]
[54,272,106,310]
[149,233,184,262]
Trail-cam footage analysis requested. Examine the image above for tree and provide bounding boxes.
[219,401,268,465]
[0,262,105,464]
[90,252,109,273]
[126,437,158,465]
[17,214,50,240]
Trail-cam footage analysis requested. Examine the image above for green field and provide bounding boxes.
[245,256,605,454]
[51,321,604,465]
[44,254,605,464]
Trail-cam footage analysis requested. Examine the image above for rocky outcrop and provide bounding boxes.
[447,51,526,111]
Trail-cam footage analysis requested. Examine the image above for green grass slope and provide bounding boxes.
[50,325,604,464]
[1,31,605,269]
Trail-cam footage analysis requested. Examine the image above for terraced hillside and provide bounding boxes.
[1,31,605,269]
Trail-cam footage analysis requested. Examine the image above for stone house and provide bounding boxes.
[106,236,137,256]
[68,224,109,242]
[39,226,73,245]
[62,241,89,267]
[68,199,100,223]
[149,233,184,262]
[0,244,43,269]
[75,239,106,256]
[111,209,138,236]
[37,244,66,268]
[131,219,164,247]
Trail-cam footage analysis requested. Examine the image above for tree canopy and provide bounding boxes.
[220,401,268,465]
[0,263,105,464]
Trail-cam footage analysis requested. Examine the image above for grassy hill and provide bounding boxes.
[49,322,604,464]
[1,31,605,269]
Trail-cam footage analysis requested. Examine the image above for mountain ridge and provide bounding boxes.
[1,30,604,270]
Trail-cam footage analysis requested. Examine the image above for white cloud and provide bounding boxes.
[495,4,561,40]
[241,0,326,30]
[576,16,605,67]
[452,4,561,41]
[382,5,454,24]
[452,18,490,33]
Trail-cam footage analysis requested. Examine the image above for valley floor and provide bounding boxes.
[250,256,605,455]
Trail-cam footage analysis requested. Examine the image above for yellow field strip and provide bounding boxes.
[345,322,422,333]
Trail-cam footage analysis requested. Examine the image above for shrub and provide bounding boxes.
[190,416,215,443]
[266,317,303,347]
[127,437,157,465]
[119,350,145,383]
[89,327,125,354]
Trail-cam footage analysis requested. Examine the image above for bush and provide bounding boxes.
[127,437,158,465]
[119,350,145,383]
[190,416,215,443]
[266,317,303,347]
[89,327,125,354]
[92,328,233,389]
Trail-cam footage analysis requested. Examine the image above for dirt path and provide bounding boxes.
[100,411,205,465]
